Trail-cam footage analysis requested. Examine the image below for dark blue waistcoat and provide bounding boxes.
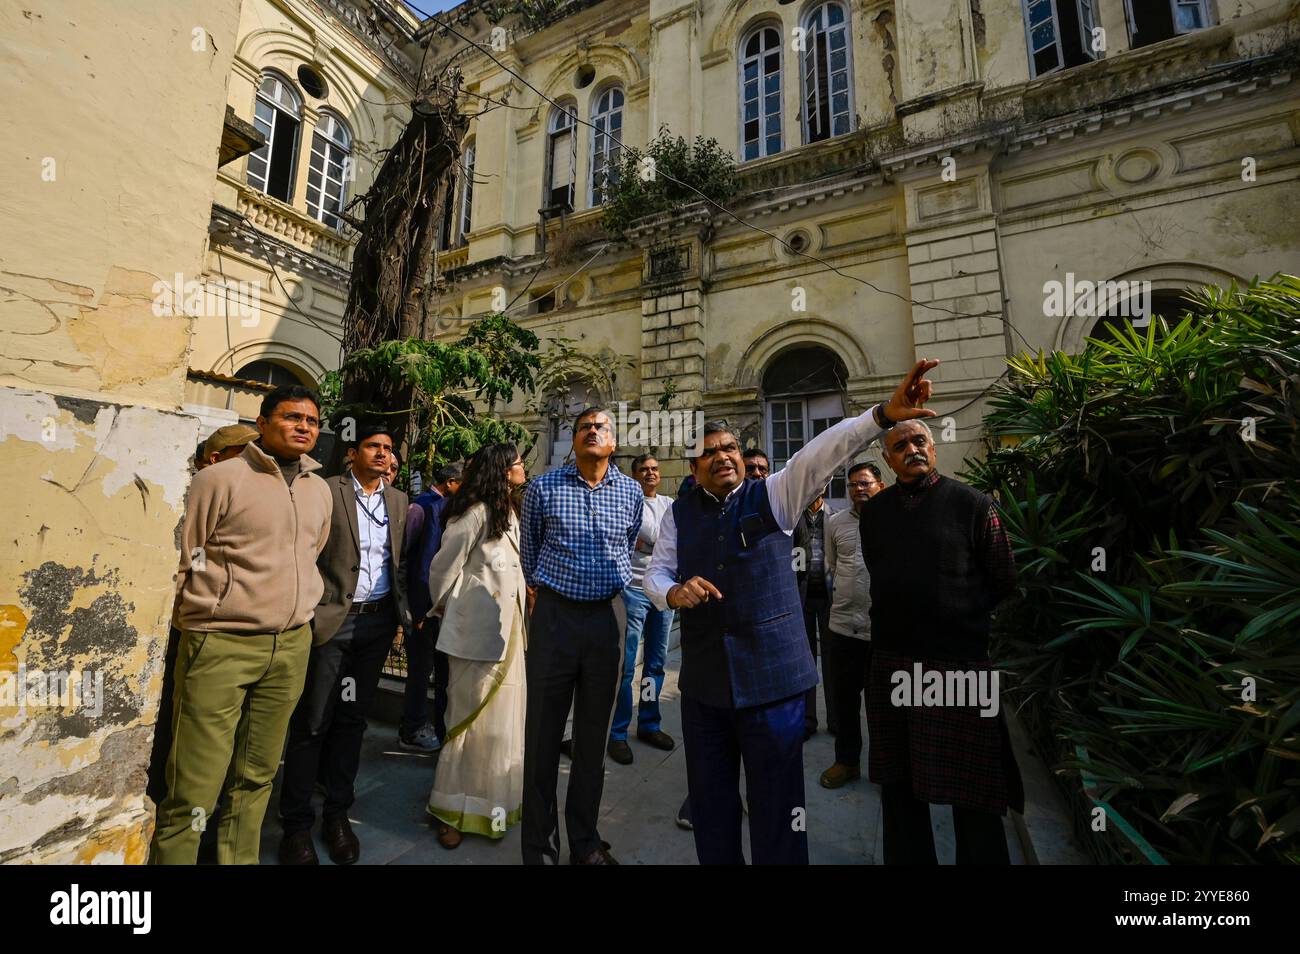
[673,479,817,709]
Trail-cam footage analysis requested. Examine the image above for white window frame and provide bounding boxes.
[1123,0,1212,42]
[459,140,475,243]
[305,110,351,229]
[1022,0,1102,78]
[247,71,303,201]
[544,102,578,213]
[1171,0,1211,34]
[799,2,854,145]
[766,392,848,503]
[588,87,624,206]
[1023,0,1063,77]
[739,24,783,162]
[1077,0,1099,57]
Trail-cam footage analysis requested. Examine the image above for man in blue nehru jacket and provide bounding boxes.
[644,360,938,864]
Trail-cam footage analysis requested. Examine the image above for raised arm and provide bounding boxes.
[766,360,939,530]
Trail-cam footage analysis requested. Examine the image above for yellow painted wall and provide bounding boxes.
[0,0,242,863]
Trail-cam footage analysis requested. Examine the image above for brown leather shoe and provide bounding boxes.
[819,762,861,789]
[322,814,360,865]
[436,823,462,850]
[278,829,319,866]
[607,739,633,764]
[570,843,619,865]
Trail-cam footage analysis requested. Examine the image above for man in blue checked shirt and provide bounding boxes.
[520,405,643,865]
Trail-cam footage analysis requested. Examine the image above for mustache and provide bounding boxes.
[905,453,928,465]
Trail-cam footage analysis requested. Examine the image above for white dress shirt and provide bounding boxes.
[352,473,392,603]
[629,493,674,589]
[644,407,887,611]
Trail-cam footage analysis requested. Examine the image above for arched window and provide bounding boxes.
[764,346,850,502]
[589,87,624,205]
[459,139,476,241]
[247,72,303,202]
[544,102,578,214]
[740,25,782,161]
[236,359,309,389]
[306,110,352,229]
[800,2,853,145]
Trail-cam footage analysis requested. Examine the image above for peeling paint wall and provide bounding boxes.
[0,0,242,862]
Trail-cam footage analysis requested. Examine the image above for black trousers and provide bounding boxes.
[279,604,396,833]
[881,783,1010,865]
[400,615,449,739]
[522,587,623,864]
[825,631,871,766]
[801,585,831,730]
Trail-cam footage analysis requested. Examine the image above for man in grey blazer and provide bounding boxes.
[278,422,411,865]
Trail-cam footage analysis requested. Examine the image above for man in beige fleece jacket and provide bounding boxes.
[151,385,333,865]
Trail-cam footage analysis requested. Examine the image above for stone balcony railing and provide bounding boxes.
[230,180,353,265]
[436,244,469,273]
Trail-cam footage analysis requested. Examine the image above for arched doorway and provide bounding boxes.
[762,345,850,506]
[1088,288,1199,343]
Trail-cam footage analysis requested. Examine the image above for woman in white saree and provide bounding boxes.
[425,443,528,848]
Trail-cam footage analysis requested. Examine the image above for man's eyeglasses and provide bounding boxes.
[848,481,878,490]
[277,412,321,428]
[576,421,611,434]
[744,461,769,477]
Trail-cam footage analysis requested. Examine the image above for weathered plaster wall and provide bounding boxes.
[0,0,242,862]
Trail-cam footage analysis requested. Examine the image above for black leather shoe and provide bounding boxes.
[570,843,619,865]
[637,729,676,751]
[322,815,360,866]
[278,829,319,866]
[607,739,633,765]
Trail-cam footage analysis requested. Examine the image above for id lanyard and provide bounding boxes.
[355,481,389,528]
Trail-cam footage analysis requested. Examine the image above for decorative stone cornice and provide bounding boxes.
[624,202,713,248]
[735,130,874,193]
[650,3,697,33]
[209,202,352,288]
[314,0,421,85]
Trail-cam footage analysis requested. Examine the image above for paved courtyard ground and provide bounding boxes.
[258,645,1091,865]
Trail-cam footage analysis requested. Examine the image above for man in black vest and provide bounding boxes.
[859,418,1021,864]
[644,360,938,864]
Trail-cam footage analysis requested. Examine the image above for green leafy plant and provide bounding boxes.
[320,313,540,479]
[600,126,739,238]
[966,275,1300,864]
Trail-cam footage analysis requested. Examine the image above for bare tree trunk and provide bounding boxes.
[333,74,468,470]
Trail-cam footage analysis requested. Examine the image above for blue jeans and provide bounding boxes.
[609,585,673,741]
